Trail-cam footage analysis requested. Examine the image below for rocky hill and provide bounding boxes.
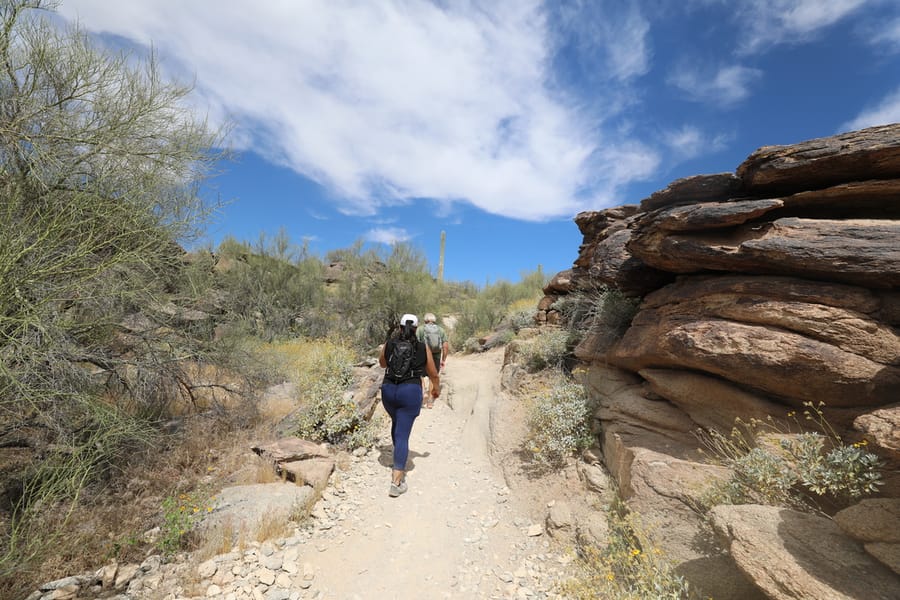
[537,123,900,599]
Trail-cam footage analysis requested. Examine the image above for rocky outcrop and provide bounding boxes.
[543,123,900,599]
[709,504,900,600]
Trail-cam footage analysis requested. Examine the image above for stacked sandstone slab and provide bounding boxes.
[539,123,900,599]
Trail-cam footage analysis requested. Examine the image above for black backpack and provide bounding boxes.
[386,339,416,382]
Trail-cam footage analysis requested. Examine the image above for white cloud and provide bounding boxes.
[869,16,900,52]
[364,227,411,245]
[669,64,763,106]
[662,125,733,162]
[736,0,868,54]
[57,0,656,221]
[550,1,651,82]
[841,87,900,131]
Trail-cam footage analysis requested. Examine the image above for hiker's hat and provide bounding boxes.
[400,314,418,327]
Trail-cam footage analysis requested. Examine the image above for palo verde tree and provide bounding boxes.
[0,0,223,578]
[327,240,441,348]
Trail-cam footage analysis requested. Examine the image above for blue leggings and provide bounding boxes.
[381,381,422,471]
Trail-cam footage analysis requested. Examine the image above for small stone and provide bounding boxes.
[262,554,283,571]
[47,585,78,600]
[198,559,218,580]
[114,564,141,590]
[256,567,276,586]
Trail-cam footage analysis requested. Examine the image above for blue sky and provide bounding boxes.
[57,1,900,285]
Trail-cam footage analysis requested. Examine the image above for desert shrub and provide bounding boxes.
[562,499,702,600]
[518,327,570,372]
[506,299,538,332]
[214,231,326,341]
[553,291,596,332]
[450,268,547,349]
[452,295,506,347]
[289,341,377,450]
[1,399,159,577]
[525,375,595,469]
[0,0,223,583]
[595,288,641,335]
[158,489,215,556]
[325,241,444,348]
[554,285,640,354]
[696,402,883,513]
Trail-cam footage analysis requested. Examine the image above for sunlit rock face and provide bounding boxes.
[538,123,900,600]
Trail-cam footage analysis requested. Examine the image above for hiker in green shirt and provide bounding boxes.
[417,313,449,408]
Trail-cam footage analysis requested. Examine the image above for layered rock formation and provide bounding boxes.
[539,123,900,599]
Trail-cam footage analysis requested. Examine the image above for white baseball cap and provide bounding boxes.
[400,314,418,327]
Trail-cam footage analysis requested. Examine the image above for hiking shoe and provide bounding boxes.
[389,480,408,497]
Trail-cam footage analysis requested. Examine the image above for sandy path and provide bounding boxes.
[301,347,574,599]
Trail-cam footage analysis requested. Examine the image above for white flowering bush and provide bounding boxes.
[526,376,595,468]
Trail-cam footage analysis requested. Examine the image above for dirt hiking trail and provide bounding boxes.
[298,347,578,599]
[22,348,591,600]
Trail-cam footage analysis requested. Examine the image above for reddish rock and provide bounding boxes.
[710,504,900,600]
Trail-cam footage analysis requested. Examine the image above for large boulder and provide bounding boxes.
[709,504,900,600]
[605,275,900,408]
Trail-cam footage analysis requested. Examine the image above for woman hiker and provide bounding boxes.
[379,313,440,497]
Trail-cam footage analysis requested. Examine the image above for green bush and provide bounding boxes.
[213,232,326,341]
[1,400,159,577]
[325,241,443,348]
[291,343,377,450]
[525,376,595,468]
[519,328,570,372]
[450,268,547,349]
[696,402,883,513]
[158,489,214,556]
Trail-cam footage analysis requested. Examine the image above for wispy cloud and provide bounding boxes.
[841,87,900,130]
[735,0,868,54]
[868,16,900,52]
[669,64,763,106]
[59,0,650,221]
[548,1,651,82]
[662,125,731,161]
[364,227,411,245]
